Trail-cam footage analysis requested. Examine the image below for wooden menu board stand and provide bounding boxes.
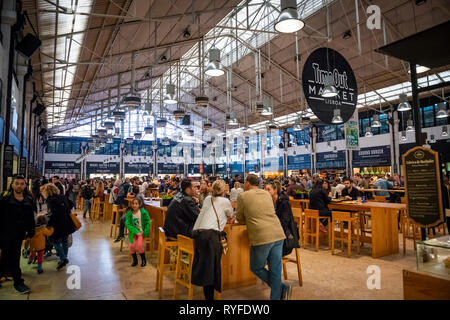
[402,146,445,228]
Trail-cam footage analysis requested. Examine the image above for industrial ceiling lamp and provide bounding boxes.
[144,126,153,135]
[163,83,177,104]
[126,137,133,144]
[226,112,239,127]
[365,126,373,137]
[322,74,338,98]
[274,0,304,33]
[203,105,212,130]
[331,108,343,124]
[408,64,430,74]
[371,113,381,128]
[205,48,224,77]
[261,104,273,116]
[406,119,414,132]
[436,102,449,118]
[124,52,141,110]
[293,117,302,131]
[134,132,142,140]
[397,93,411,112]
[400,131,407,141]
[442,125,449,137]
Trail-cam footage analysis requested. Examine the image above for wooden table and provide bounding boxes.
[143,200,167,253]
[328,201,406,258]
[221,224,257,290]
[359,189,406,193]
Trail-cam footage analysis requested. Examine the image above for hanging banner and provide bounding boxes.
[402,146,444,228]
[86,162,119,174]
[157,163,183,174]
[316,151,346,169]
[302,47,357,124]
[287,154,312,170]
[45,161,81,174]
[352,146,391,167]
[345,108,359,150]
[125,163,153,174]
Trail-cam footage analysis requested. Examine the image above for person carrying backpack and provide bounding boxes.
[41,183,76,270]
[81,179,94,220]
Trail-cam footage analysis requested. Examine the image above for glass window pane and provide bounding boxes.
[423,105,435,128]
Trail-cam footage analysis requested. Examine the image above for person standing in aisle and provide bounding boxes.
[191,180,234,300]
[81,179,95,219]
[0,175,36,294]
[125,197,150,267]
[236,174,291,300]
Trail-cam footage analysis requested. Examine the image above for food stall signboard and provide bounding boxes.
[402,146,444,228]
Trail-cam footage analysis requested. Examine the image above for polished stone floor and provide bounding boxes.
[0,209,428,300]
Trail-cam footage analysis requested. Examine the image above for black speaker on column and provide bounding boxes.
[15,33,42,59]
[33,103,45,116]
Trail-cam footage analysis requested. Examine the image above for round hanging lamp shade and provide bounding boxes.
[371,114,381,128]
[406,119,414,132]
[96,128,107,137]
[163,84,177,104]
[144,126,153,134]
[397,93,411,112]
[113,110,126,120]
[436,102,449,118]
[331,109,343,124]
[195,96,209,107]
[261,105,273,116]
[123,95,141,109]
[322,75,338,98]
[205,48,224,77]
[173,109,185,120]
[103,121,115,130]
[134,132,142,140]
[156,119,167,128]
[274,0,304,33]
[126,137,134,144]
[203,122,212,130]
[365,127,373,137]
[256,102,265,114]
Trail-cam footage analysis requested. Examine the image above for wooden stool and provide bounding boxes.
[174,235,195,300]
[120,227,129,252]
[156,227,178,299]
[303,209,331,251]
[331,211,360,258]
[282,247,303,286]
[291,207,303,247]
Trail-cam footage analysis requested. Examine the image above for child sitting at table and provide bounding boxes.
[125,197,151,267]
[28,214,54,274]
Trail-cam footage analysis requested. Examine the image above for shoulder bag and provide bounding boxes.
[210,197,228,255]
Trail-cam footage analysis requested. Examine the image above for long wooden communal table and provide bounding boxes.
[328,201,406,258]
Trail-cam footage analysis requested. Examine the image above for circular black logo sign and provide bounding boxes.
[302,47,357,124]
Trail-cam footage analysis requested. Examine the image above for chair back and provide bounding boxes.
[331,211,352,221]
[177,235,194,254]
[400,196,407,204]
[304,208,319,217]
[374,195,388,202]
[290,199,302,208]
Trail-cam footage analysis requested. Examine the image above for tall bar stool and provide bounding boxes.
[156,227,178,299]
[331,211,360,258]
[303,209,331,252]
[109,205,123,238]
[91,198,99,222]
[281,247,303,286]
[173,235,195,300]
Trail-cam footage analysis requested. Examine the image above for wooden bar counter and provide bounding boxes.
[221,224,257,290]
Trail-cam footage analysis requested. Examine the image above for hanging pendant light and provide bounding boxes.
[322,75,338,98]
[163,84,177,104]
[203,122,212,130]
[144,126,153,135]
[293,118,302,131]
[436,102,449,118]
[406,119,414,132]
[195,96,209,108]
[106,134,113,144]
[173,106,185,120]
[371,114,381,128]
[274,0,305,33]
[113,110,126,121]
[134,132,142,140]
[226,112,238,126]
[103,121,115,130]
[205,48,224,77]
[255,101,265,114]
[400,131,407,141]
[331,109,343,124]
[397,93,411,112]
[365,127,373,137]
[156,119,167,128]
[261,105,273,116]
[442,125,448,137]
[126,137,134,144]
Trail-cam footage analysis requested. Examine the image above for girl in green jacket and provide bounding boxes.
[125,197,150,267]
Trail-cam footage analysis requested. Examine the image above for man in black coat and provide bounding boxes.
[163,179,200,239]
[0,175,36,294]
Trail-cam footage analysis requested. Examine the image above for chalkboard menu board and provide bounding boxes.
[287,154,311,170]
[316,151,346,169]
[157,163,184,174]
[19,157,27,176]
[352,146,391,167]
[45,161,81,174]
[402,146,444,227]
[125,163,153,174]
[3,145,14,177]
[86,162,119,174]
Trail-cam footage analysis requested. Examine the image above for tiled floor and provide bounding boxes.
[0,209,424,300]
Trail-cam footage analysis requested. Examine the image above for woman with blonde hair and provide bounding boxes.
[40,183,75,270]
[94,180,105,202]
[230,181,244,204]
[191,179,234,300]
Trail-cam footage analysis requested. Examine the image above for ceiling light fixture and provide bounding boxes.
[436,102,449,118]
[205,48,224,77]
[442,125,448,137]
[397,93,411,112]
[371,114,381,128]
[343,30,352,39]
[322,74,338,98]
[331,109,343,124]
[406,119,415,132]
[365,126,373,137]
[261,105,273,116]
[163,84,177,104]
[274,0,305,33]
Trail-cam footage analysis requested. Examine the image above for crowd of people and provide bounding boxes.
[1,171,449,299]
